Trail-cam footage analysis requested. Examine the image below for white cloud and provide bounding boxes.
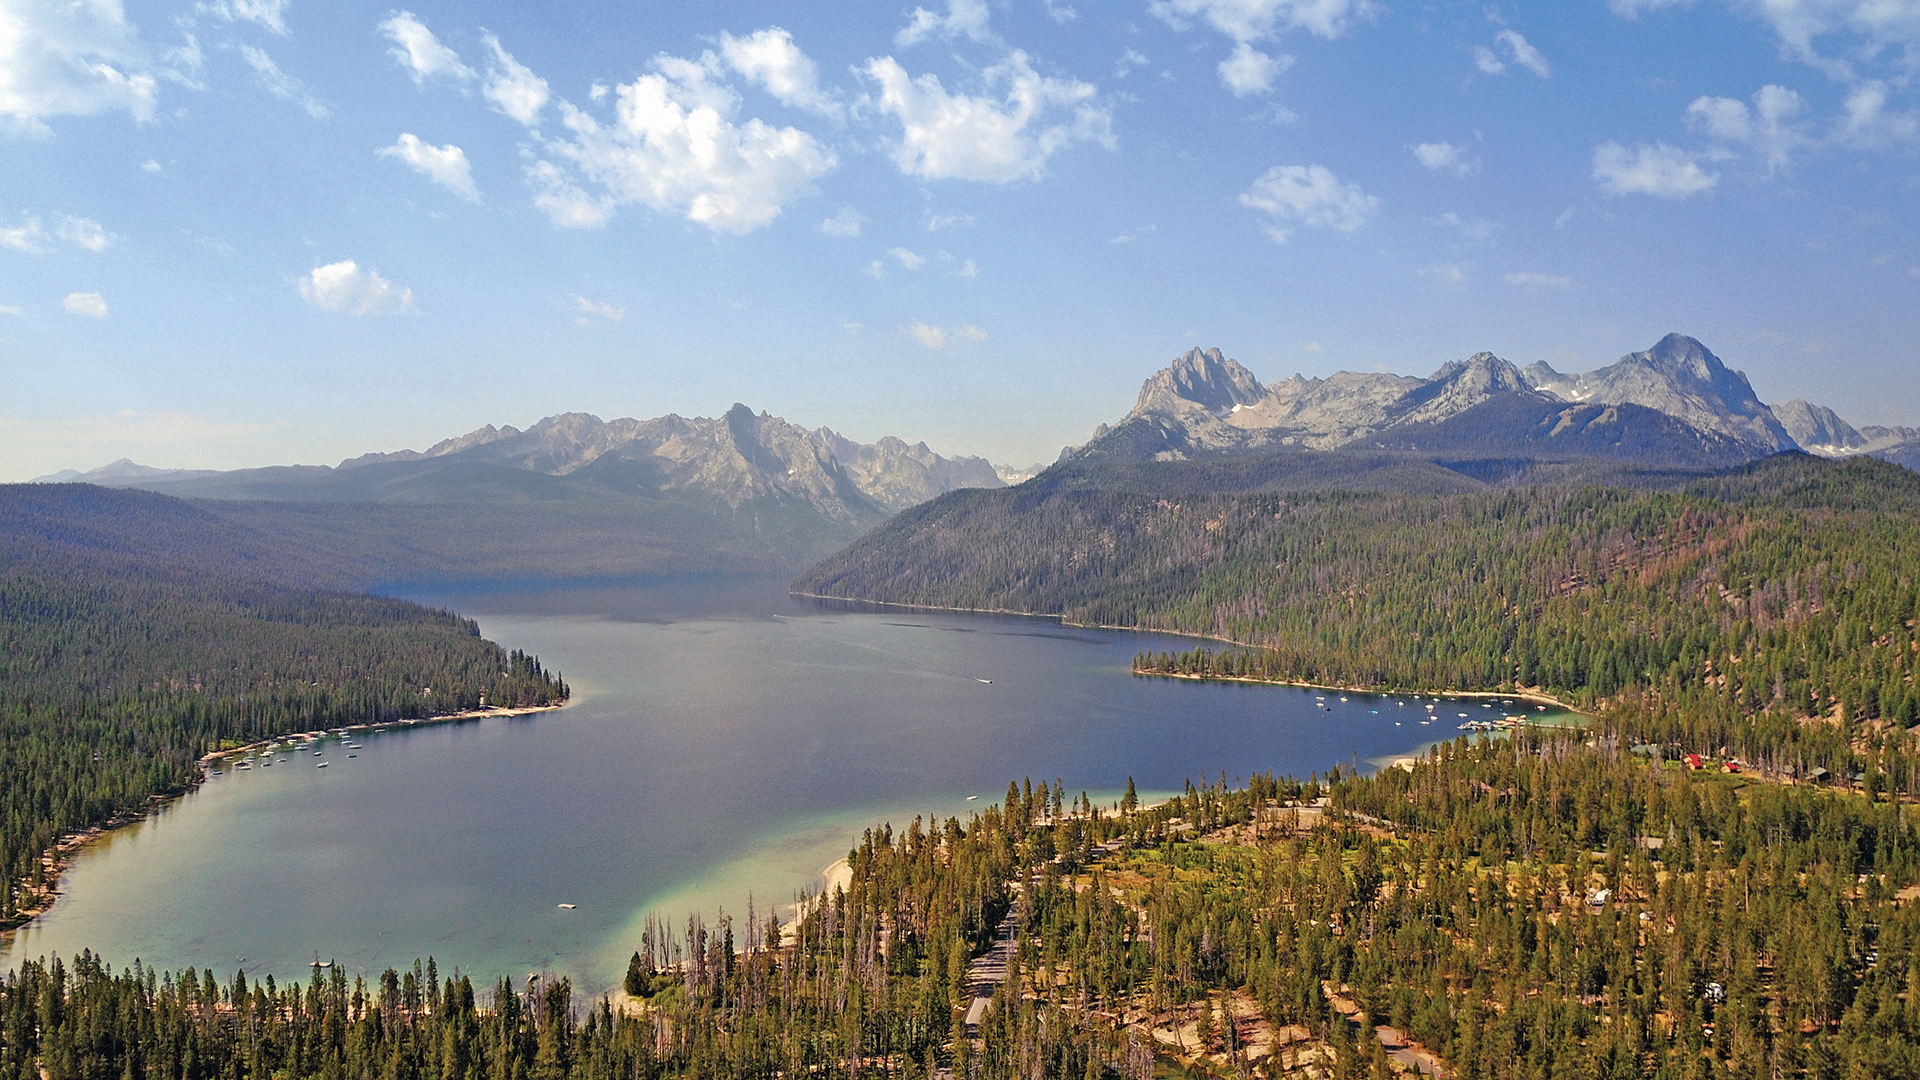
[523,160,612,228]
[57,215,111,250]
[1504,271,1571,288]
[862,51,1113,183]
[379,11,474,86]
[907,321,987,349]
[718,27,842,118]
[1421,263,1469,287]
[1475,30,1550,77]
[483,34,549,127]
[927,212,974,230]
[896,0,994,47]
[0,304,19,315]
[1149,0,1379,41]
[1494,29,1551,78]
[864,259,886,278]
[1239,163,1377,242]
[1412,140,1478,175]
[0,0,159,132]
[1109,223,1157,244]
[820,205,864,237]
[197,0,288,36]
[298,259,416,314]
[62,290,106,317]
[3,214,113,251]
[1612,0,1920,83]
[1686,84,1813,169]
[1218,41,1291,96]
[957,257,977,277]
[1835,79,1918,147]
[573,295,624,325]
[1592,140,1718,197]
[1045,0,1078,23]
[140,158,160,172]
[239,45,327,118]
[1,216,47,252]
[378,133,480,202]
[533,54,835,233]
[1115,48,1150,77]
[889,246,926,270]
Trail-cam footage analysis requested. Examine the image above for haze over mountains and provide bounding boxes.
[28,406,1005,584]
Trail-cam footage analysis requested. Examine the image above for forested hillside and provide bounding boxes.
[4,736,1916,1079]
[796,454,1920,792]
[0,484,569,927]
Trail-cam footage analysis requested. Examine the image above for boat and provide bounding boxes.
[965,795,979,801]
[316,761,329,768]
[557,903,576,909]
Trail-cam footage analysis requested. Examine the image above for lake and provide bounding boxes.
[2,576,1561,994]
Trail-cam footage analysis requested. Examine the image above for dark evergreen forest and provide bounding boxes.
[0,484,568,927]
[798,454,1920,797]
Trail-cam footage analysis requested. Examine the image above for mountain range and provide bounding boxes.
[29,405,1005,584]
[1067,332,1920,476]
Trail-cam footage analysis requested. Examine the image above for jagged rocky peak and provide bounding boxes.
[1133,347,1267,418]
[1522,333,1797,452]
[1392,352,1532,427]
[1774,401,1867,456]
[1426,352,1528,393]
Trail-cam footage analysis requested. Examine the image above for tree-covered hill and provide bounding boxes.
[0,484,569,927]
[795,454,1920,792]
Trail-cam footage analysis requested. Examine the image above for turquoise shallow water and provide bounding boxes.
[2,576,1572,994]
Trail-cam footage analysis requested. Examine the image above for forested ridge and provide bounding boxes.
[796,454,1920,794]
[5,736,1918,1079]
[0,484,568,928]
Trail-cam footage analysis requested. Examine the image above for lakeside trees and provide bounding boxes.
[801,454,1920,797]
[5,736,1916,1079]
[0,487,569,928]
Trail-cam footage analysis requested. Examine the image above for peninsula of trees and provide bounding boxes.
[0,484,568,927]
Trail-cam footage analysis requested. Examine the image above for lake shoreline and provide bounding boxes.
[1131,669,1584,715]
[792,590,1586,714]
[2,703,566,939]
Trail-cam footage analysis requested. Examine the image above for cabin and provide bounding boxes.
[1684,754,1705,770]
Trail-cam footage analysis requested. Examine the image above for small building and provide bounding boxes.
[1685,754,1705,770]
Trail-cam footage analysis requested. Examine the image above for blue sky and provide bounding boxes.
[4,0,1919,478]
